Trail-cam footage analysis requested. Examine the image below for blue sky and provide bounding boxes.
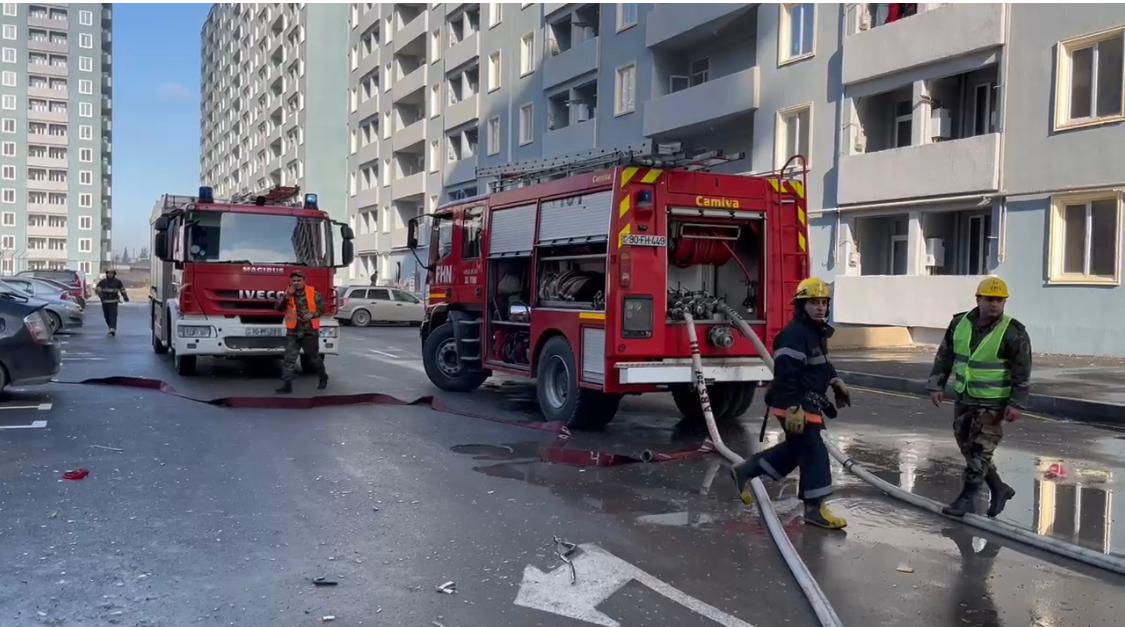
[112,3,212,256]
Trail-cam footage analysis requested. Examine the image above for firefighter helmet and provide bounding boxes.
[794,277,831,301]
[976,276,1009,299]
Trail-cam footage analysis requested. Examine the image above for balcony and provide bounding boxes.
[28,203,68,215]
[29,134,68,146]
[843,4,1005,85]
[356,139,379,165]
[393,119,425,149]
[28,15,66,30]
[392,171,425,201]
[838,133,1000,205]
[444,157,477,187]
[392,66,426,102]
[444,94,478,129]
[391,227,409,250]
[28,86,66,100]
[27,39,68,55]
[644,66,759,137]
[27,155,67,168]
[375,230,394,252]
[646,4,752,49]
[395,13,427,50]
[357,50,379,77]
[27,248,68,261]
[27,224,68,237]
[446,32,479,73]
[27,179,68,192]
[29,63,68,77]
[545,4,570,17]
[28,108,68,123]
[353,186,379,209]
[543,119,596,156]
[543,35,598,89]
[353,232,379,254]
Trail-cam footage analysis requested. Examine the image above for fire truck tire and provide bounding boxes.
[536,336,620,430]
[174,352,197,377]
[670,382,755,424]
[151,306,168,354]
[423,323,488,392]
[725,382,757,420]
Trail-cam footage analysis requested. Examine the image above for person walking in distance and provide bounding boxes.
[95,268,128,336]
[730,277,852,529]
[928,276,1031,518]
[274,270,328,393]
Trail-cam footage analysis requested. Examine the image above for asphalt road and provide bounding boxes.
[0,304,1121,627]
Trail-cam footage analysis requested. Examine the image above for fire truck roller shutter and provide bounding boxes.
[488,204,536,257]
[537,191,614,244]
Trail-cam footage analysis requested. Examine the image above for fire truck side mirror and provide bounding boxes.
[407,218,419,250]
[153,217,170,262]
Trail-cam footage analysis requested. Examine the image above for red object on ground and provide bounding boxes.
[63,468,89,481]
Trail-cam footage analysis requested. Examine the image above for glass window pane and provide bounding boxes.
[789,6,803,58]
[892,240,907,275]
[1062,204,1087,274]
[1070,46,1094,119]
[370,288,390,300]
[974,86,989,136]
[1090,199,1118,276]
[896,119,912,147]
[785,114,798,158]
[797,110,810,157]
[1096,35,1123,117]
[800,4,814,55]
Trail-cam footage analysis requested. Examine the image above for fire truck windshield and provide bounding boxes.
[186,211,331,266]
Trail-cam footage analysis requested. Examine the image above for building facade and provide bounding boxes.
[0,2,113,278]
[199,3,348,224]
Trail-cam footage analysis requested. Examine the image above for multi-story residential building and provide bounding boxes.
[0,2,113,278]
[336,3,1122,355]
[199,3,348,225]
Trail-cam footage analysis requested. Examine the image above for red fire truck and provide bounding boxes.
[408,146,810,429]
[149,186,354,375]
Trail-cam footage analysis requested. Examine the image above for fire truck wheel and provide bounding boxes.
[174,352,197,377]
[670,382,754,424]
[151,307,168,354]
[422,323,488,392]
[536,336,620,430]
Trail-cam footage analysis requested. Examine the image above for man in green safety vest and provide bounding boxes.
[927,276,1032,518]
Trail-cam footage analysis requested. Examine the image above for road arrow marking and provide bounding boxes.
[514,543,754,627]
[0,420,47,430]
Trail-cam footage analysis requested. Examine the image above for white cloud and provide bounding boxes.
[157,82,194,103]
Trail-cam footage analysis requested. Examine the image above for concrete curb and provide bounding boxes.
[838,370,1125,427]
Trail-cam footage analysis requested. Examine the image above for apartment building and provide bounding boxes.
[0,2,112,278]
[199,3,348,223]
[337,3,1123,355]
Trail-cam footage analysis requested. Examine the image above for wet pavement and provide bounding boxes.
[0,304,1122,626]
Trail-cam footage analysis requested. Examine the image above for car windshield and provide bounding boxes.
[186,211,332,266]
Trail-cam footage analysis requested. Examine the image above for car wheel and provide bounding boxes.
[352,309,372,327]
[45,310,62,334]
[536,336,620,430]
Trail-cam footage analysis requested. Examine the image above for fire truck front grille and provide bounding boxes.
[225,337,288,350]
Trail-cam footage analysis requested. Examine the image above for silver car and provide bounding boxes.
[336,286,424,327]
[0,279,83,333]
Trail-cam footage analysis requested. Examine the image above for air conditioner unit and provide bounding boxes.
[931,108,952,141]
[925,237,945,267]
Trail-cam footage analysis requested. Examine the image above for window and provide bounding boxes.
[1,188,13,203]
[487,116,500,155]
[1,211,12,224]
[1,94,12,110]
[488,3,501,28]
[431,30,441,63]
[431,83,441,117]
[79,148,92,162]
[80,215,92,230]
[79,33,93,49]
[1055,28,1124,128]
[614,63,636,116]
[79,124,92,140]
[488,51,502,91]
[777,104,811,168]
[1,165,12,180]
[1,141,14,156]
[393,290,420,304]
[383,111,391,139]
[0,235,12,250]
[462,207,483,259]
[79,79,93,94]
[780,4,815,63]
[971,82,999,136]
[79,261,91,275]
[79,170,92,185]
[1049,193,1122,283]
[519,103,533,145]
[520,32,535,76]
[1,118,12,133]
[79,193,92,208]
[2,47,13,63]
[617,4,638,32]
[79,238,92,253]
[2,4,14,17]
[382,158,391,186]
[689,58,710,86]
[893,100,912,148]
[80,10,93,26]
[430,139,440,171]
[0,70,12,87]
[2,25,15,40]
[79,102,93,118]
[966,214,991,276]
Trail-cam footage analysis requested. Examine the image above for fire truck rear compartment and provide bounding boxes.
[667,217,764,321]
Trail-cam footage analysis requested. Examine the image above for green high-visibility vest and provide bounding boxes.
[952,314,1012,400]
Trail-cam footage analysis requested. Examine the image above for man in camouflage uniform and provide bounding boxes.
[274,270,328,394]
[927,276,1031,518]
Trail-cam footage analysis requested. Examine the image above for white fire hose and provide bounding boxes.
[712,302,1125,577]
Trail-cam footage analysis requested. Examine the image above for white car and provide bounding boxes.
[336,286,424,327]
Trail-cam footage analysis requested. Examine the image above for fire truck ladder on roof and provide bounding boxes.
[478,141,747,192]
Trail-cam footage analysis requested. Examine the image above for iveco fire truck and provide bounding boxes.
[408,144,810,429]
[150,186,354,375]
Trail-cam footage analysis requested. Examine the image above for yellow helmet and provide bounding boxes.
[794,277,831,301]
[976,276,1009,299]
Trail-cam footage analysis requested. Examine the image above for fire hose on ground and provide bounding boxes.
[674,301,844,627]
[711,302,1125,577]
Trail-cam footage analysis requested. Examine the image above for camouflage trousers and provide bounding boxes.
[952,403,1005,487]
[281,332,325,382]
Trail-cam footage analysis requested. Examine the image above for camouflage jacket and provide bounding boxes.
[927,308,1032,408]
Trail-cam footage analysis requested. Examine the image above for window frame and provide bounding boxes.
[1,117,13,133]
[487,115,501,156]
[1047,191,1124,285]
[79,238,92,253]
[80,10,93,26]
[2,47,14,63]
[488,3,502,29]
[488,50,502,92]
[79,102,93,118]
[1054,26,1125,131]
[518,103,534,146]
[79,215,93,230]
[79,33,93,49]
[779,3,817,66]
[614,62,637,117]
[616,3,638,33]
[775,102,813,169]
[520,32,536,77]
[1,188,14,204]
[2,4,15,17]
[0,164,12,180]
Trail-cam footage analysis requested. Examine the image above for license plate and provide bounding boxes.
[246,327,284,337]
[621,234,667,247]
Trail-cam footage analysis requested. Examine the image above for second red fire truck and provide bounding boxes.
[409,147,810,429]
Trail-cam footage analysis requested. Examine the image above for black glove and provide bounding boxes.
[830,378,851,408]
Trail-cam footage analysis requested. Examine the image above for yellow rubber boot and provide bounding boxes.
[729,460,758,506]
[803,502,847,529]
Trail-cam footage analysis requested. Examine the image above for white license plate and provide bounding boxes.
[246,327,284,337]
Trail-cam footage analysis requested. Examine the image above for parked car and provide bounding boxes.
[0,291,62,394]
[0,281,83,333]
[28,277,86,309]
[336,286,424,326]
[16,269,89,307]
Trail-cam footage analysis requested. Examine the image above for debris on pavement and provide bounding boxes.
[63,468,90,481]
[321,615,336,622]
[91,444,124,452]
[896,565,914,574]
[435,581,457,594]
[312,577,338,587]
[553,536,579,585]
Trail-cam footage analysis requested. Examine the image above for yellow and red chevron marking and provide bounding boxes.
[619,166,663,188]
[768,178,809,253]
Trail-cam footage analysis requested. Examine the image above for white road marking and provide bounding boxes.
[0,420,47,430]
[0,403,51,411]
[364,353,426,374]
[514,543,754,627]
[368,349,400,359]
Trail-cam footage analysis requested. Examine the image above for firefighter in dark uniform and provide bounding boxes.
[95,268,128,336]
[274,270,329,394]
[731,277,851,529]
[927,276,1031,518]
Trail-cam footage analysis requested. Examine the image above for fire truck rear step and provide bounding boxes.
[615,358,772,385]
